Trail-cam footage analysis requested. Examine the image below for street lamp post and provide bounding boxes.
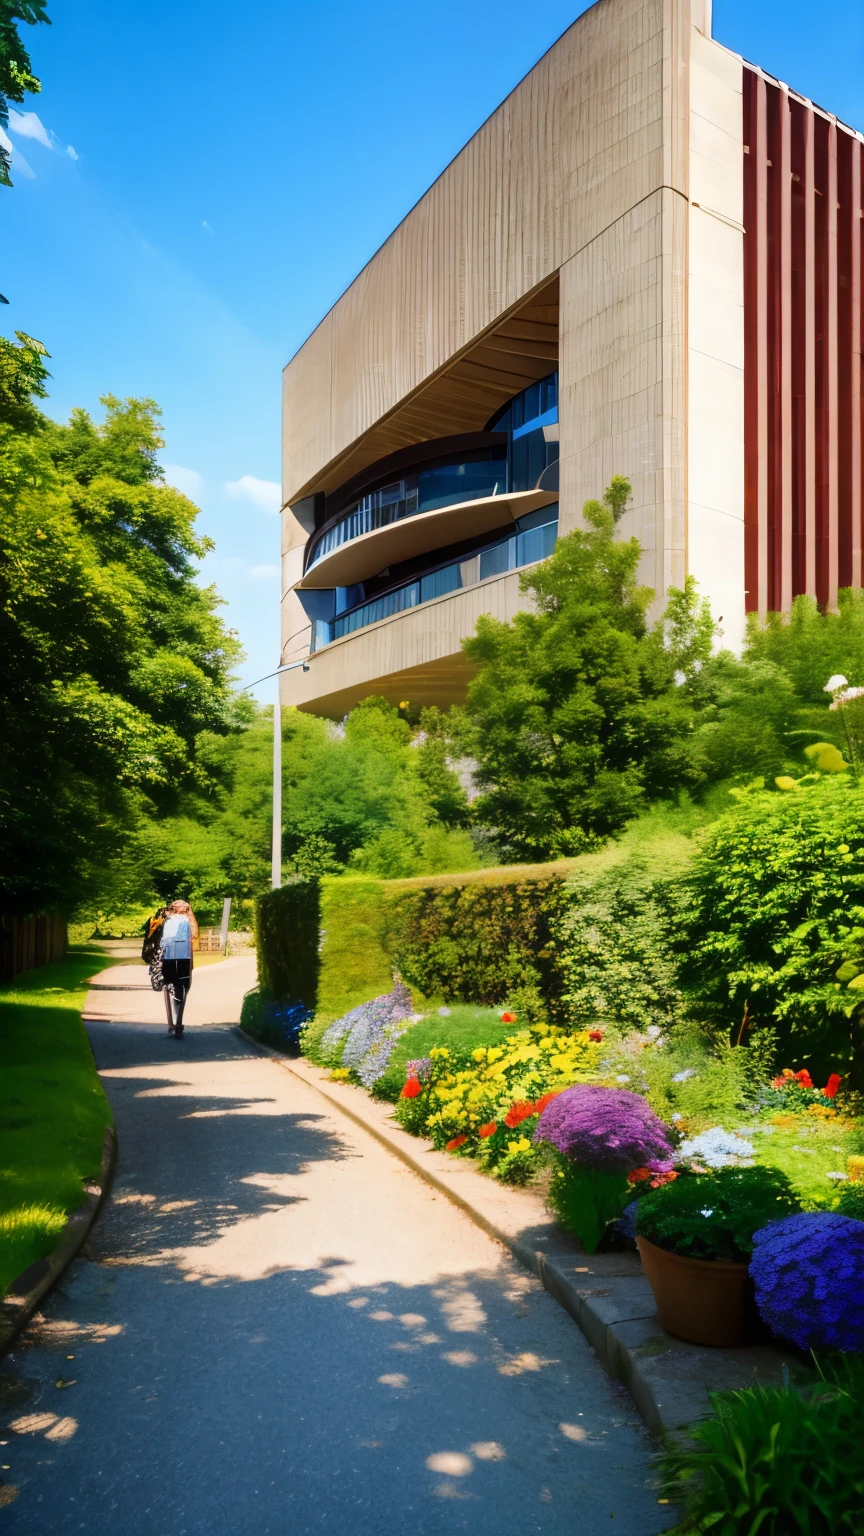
[241,658,310,890]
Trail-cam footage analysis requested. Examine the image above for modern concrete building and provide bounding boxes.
[280,0,863,719]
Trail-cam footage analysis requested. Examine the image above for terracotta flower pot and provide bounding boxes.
[636,1235,760,1347]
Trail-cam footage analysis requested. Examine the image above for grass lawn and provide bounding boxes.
[0,946,115,1298]
[751,1114,862,1209]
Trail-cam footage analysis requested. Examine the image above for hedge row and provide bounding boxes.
[255,878,321,1009]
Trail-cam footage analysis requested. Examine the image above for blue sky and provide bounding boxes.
[2,0,862,698]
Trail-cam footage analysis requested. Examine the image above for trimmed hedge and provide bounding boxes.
[255,878,321,1008]
[383,870,571,1009]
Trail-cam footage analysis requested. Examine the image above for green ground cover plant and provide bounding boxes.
[660,1356,864,1534]
[0,948,114,1297]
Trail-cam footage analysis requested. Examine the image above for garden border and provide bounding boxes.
[237,1028,794,1440]
[0,1126,117,1357]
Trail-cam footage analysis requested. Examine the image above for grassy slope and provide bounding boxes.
[0,947,115,1297]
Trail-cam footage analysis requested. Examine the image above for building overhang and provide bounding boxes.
[298,488,558,589]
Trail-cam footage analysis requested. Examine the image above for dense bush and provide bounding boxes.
[660,1357,864,1535]
[371,1005,515,1102]
[255,878,320,1008]
[636,1166,799,1263]
[384,868,572,1008]
[558,864,686,1034]
[677,776,864,1082]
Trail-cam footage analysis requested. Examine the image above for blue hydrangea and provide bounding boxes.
[321,980,414,1086]
[750,1211,864,1352]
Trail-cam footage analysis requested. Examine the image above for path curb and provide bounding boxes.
[235,1031,793,1440]
[0,1125,117,1358]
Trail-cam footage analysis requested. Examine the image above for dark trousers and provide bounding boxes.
[162,958,192,1030]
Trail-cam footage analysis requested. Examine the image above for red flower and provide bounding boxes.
[500,1011,517,1024]
[533,1090,561,1115]
[401,1078,422,1099]
[823,1073,843,1098]
[479,1122,498,1138]
[627,1167,652,1184]
[794,1069,814,1088]
[504,1101,535,1128]
[446,1134,468,1151]
[588,1029,604,1042]
[649,1170,677,1189]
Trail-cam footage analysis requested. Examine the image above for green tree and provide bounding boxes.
[0,337,240,913]
[0,1,50,189]
[459,479,708,860]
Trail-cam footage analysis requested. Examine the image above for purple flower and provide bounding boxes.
[533,1085,674,1172]
[750,1212,864,1353]
[321,980,413,1087]
[405,1058,432,1083]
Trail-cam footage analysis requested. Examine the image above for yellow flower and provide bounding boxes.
[507,1137,532,1155]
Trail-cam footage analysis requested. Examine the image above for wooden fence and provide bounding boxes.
[0,912,68,984]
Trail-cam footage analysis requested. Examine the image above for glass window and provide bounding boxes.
[479,538,515,581]
[420,563,462,602]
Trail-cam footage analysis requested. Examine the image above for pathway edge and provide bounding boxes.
[234,1030,793,1439]
[0,1125,117,1357]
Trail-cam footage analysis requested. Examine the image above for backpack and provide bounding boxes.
[141,909,165,963]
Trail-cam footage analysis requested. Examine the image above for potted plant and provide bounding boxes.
[533,1084,676,1254]
[635,1165,799,1347]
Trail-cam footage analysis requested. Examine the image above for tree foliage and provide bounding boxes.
[459,479,711,859]
[0,333,240,913]
[0,1,50,189]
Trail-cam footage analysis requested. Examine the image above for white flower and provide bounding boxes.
[671,1068,698,1083]
[699,1208,715,1218]
[438,1006,451,1016]
[826,1171,849,1181]
[677,1127,755,1168]
[646,1026,661,1039]
[615,1074,631,1084]
[671,1112,683,1123]
[825,674,849,692]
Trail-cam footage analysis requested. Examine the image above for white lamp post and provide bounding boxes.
[241,659,310,890]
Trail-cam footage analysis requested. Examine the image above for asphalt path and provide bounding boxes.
[1,961,674,1534]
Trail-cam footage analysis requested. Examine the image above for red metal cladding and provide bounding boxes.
[743,65,864,614]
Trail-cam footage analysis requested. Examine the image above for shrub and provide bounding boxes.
[384,868,571,1008]
[535,1085,675,1253]
[636,1166,800,1263]
[558,864,686,1034]
[677,775,864,1080]
[750,1211,864,1351]
[255,878,321,1008]
[659,1356,864,1535]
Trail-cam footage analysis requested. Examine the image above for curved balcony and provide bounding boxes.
[299,488,558,590]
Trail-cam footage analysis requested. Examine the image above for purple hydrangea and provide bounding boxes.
[750,1212,864,1352]
[321,980,413,1087]
[533,1085,674,1171]
[405,1058,432,1083]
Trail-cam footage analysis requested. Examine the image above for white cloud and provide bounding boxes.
[249,563,280,580]
[8,109,52,149]
[202,219,214,235]
[67,145,78,161]
[0,125,34,178]
[224,475,281,515]
[162,463,204,499]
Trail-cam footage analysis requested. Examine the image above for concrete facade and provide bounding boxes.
[280,0,861,716]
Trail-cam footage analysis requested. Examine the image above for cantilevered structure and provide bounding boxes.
[280,0,863,718]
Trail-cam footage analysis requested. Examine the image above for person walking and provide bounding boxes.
[161,899,198,1037]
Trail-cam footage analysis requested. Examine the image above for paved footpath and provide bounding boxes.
[1,959,674,1534]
